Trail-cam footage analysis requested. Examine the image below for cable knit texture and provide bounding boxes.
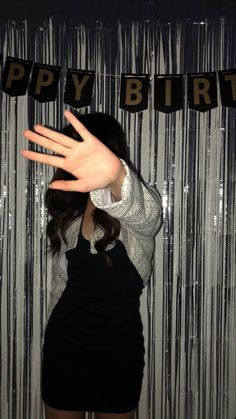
[47,160,162,321]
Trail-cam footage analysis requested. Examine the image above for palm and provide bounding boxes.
[21,110,123,192]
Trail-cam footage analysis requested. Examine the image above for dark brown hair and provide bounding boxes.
[44,112,129,266]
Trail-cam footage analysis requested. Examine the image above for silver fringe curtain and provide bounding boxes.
[0,19,235,419]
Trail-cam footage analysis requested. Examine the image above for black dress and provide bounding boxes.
[42,229,145,413]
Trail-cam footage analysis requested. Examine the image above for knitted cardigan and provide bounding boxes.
[47,160,162,321]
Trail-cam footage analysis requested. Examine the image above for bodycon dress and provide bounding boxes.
[42,229,145,413]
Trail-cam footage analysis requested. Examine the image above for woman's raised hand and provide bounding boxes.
[21,110,125,194]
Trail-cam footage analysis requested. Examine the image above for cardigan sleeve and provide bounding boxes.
[90,159,163,238]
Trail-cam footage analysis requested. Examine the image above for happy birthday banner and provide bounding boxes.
[1,56,236,112]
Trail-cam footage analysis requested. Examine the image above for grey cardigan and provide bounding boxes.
[47,160,162,320]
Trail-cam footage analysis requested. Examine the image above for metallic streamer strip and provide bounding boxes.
[0,19,235,419]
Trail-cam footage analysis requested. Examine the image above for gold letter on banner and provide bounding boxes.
[72,74,90,100]
[125,79,143,105]
[193,78,211,105]
[165,79,172,106]
[35,70,54,95]
[224,74,236,100]
[6,63,25,88]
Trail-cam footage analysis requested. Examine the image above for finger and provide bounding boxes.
[23,130,69,157]
[33,124,79,148]
[49,179,89,192]
[64,110,95,142]
[21,149,65,169]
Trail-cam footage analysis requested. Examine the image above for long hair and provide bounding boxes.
[45,112,129,266]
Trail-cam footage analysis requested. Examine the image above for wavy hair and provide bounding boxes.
[45,112,129,266]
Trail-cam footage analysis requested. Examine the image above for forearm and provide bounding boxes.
[90,159,162,238]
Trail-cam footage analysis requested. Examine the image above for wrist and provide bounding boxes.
[109,162,127,200]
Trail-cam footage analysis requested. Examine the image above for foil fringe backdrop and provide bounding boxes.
[0,19,235,419]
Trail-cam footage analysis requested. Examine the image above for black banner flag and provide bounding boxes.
[218,69,236,108]
[64,69,95,108]
[188,72,218,112]
[154,75,184,113]
[2,57,32,96]
[119,74,149,112]
[29,63,61,102]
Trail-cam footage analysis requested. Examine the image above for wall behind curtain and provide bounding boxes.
[0,19,235,419]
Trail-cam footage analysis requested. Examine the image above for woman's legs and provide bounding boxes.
[95,408,136,419]
[44,403,86,419]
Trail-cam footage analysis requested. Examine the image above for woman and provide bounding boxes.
[21,110,162,419]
